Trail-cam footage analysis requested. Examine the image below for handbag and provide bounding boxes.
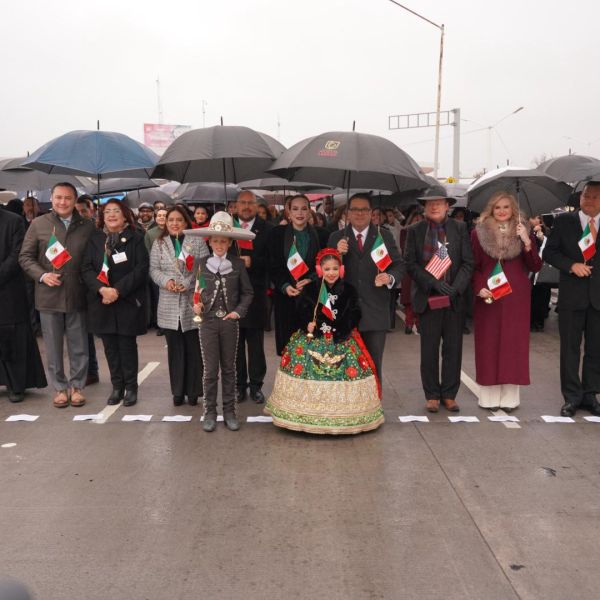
[535,262,560,287]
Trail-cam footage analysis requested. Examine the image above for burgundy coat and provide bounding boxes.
[471,229,542,386]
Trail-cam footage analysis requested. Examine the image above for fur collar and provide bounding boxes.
[475,219,529,260]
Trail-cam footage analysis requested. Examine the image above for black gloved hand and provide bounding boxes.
[433,280,457,298]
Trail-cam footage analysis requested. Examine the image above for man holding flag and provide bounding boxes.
[404,189,473,413]
[544,181,600,417]
[19,183,95,408]
[329,193,404,381]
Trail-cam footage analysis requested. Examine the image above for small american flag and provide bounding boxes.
[425,242,452,279]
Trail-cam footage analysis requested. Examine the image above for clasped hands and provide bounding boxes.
[571,263,593,278]
[285,278,311,297]
[166,279,186,293]
[99,286,119,304]
[432,279,458,298]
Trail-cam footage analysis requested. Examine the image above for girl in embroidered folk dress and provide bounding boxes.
[266,248,384,435]
[471,192,542,410]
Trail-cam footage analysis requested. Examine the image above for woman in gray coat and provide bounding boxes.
[150,206,209,405]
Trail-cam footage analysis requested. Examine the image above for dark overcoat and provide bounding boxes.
[0,210,28,326]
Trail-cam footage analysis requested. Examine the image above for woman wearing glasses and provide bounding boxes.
[268,195,326,355]
[81,200,149,407]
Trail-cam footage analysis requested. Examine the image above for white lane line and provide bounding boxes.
[93,361,160,424]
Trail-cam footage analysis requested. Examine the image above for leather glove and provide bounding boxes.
[433,280,457,298]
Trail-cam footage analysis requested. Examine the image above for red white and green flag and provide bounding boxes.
[578,223,596,262]
[193,270,206,305]
[96,253,110,285]
[45,233,71,269]
[370,231,392,271]
[487,261,512,300]
[234,217,253,250]
[174,237,194,271]
[319,283,334,320]
[287,241,308,280]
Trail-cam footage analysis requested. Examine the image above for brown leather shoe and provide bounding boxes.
[70,388,86,407]
[425,399,440,413]
[442,398,460,412]
[53,390,69,408]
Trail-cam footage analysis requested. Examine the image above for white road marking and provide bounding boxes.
[93,361,160,424]
[1,443,17,448]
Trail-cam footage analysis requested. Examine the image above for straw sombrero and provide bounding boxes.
[183,211,256,241]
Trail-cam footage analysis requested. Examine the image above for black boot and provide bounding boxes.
[173,396,184,406]
[123,389,138,407]
[203,413,217,432]
[224,413,240,431]
[7,389,24,403]
[107,389,124,405]
[188,396,198,406]
[250,388,265,404]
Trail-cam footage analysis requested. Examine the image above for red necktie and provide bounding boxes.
[357,232,363,252]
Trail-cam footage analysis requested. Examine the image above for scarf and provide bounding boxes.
[475,218,528,260]
[423,218,447,261]
[103,224,128,255]
[206,254,233,275]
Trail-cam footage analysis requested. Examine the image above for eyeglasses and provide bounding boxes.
[103,209,122,215]
[349,208,371,214]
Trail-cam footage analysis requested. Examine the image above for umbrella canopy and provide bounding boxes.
[123,188,172,209]
[85,177,159,196]
[466,167,572,216]
[538,154,600,184]
[172,182,242,204]
[151,125,286,186]
[267,130,429,193]
[0,156,87,192]
[22,130,159,179]
[238,177,333,192]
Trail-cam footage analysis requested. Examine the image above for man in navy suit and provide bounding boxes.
[328,193,404,382]
[544,182,600,417]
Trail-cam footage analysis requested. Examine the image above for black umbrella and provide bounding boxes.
[123,188,172,209]
[267,130,428,195]
[538,154,600,184]
[466,167,572,216]
[0,157,86,193]
[238,177,333,192]
[172,182,242,204]
[151,125,286,204]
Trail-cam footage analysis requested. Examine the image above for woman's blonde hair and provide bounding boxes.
[478,191,525,225]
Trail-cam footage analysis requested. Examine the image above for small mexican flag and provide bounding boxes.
[96,253,110,285]
[45,233,71,269]
[319,283,334,320]
[193,270,206,305]
[234,217,253,251]
[487,261,512,300]
[174,237,194,271]
[287,241,308,280]
[578,223,596,262]
[370,231,392,271]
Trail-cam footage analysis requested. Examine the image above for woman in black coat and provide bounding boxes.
[267,195,324,355]
[81,200,149,406]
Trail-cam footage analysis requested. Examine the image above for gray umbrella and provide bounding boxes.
[538,154,600,184]
[267,130,428,194]
[172,182,242,204]
[466,167,572,216]
[87,177,159,196]
[238,177,333,192]
[123,188,172,209]
[151,126,286,203]
[0,157,86,192]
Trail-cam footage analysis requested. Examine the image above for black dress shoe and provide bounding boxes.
[7,389,24,403]
[85,374,99,386]
[236,387,247,402]
[173,396,184,406]
[582,395,600,416]
[560,402,578,417]
[107,389,124,405]
[224,415,240,431]
[250,389,265,404]
[188,396,198,406]
[404,326,413,335]
[156,328,165,336]
[123,390,138,407]
[203,415,217,432]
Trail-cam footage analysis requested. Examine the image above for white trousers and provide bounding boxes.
[478,384,520,409]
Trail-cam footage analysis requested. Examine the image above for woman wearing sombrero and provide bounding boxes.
[188,212,254,432]
[265,247,384,435]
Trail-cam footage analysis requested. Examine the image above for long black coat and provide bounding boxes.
[0,210,28,326]
[235,216,272,329]
[328,225,404,331]
[81,227,149,336]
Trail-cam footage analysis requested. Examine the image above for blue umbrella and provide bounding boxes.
[22,130,159,179]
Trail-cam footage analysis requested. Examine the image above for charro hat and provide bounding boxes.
[417,187,456,207]
[184,211,256,241]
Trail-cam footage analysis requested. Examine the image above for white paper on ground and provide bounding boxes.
[5,414,39,422]
[73,414,102,421]
[448,416,480,423]
[200,416,224,422]
[541,415,575,423]
[583,416,600,423]
[122,415,153,422]
[246,416,272,423]
[398,415,430,423]
[162,415,193,422]
[488,415,520,422]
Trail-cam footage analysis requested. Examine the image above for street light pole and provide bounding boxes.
[389,0,444,178]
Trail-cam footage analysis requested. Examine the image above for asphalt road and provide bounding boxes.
[1,308,599,600]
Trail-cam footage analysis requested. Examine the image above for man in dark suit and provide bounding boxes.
[404,189,473,413]
[235,191,272,403]
[328,193,404,381]
[543,181,600,417]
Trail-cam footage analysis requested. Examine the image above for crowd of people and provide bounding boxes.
[0,180,598,433]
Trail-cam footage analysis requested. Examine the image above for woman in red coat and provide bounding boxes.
[471,191,542,410]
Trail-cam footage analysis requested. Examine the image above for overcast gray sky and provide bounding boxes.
[1,0,598,179]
